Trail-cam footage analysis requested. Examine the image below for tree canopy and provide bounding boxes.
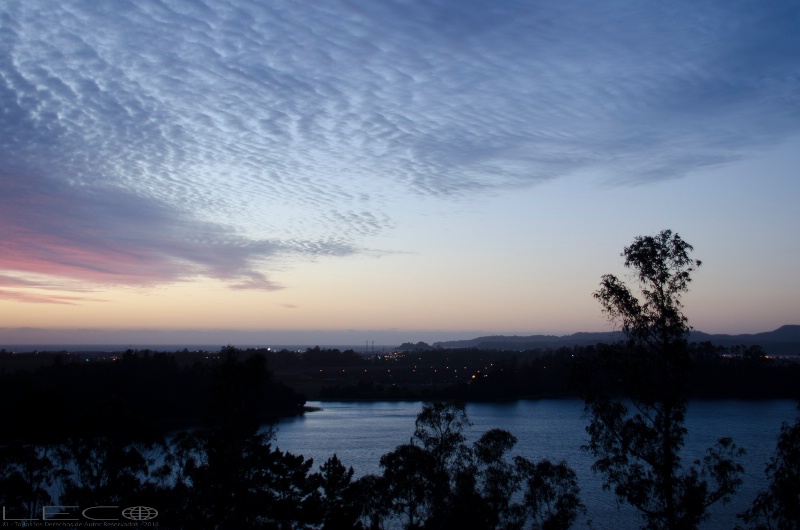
[584,230,744,530]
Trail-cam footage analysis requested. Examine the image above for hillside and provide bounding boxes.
[431,325,800,355]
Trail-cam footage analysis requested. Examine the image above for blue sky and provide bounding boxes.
[1,0,799,346]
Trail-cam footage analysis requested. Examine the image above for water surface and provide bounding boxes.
[274,399,797,529]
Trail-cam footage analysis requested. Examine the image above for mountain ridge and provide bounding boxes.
[429,325,800,355]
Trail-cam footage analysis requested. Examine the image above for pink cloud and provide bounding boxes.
[0,171,299,302]
[0,289,105,305]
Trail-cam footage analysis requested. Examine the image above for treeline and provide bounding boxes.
[315,342,800,401]
[0,346,305,442]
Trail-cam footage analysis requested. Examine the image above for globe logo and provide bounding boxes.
[121,506,158,521]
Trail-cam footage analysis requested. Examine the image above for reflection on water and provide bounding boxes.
[275,399,797,530]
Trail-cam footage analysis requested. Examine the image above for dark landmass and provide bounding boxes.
[1,327,798,437]
[0,347,305,443]
[1,343,798,528]
[312,342,800,402]
[432,325,800,356]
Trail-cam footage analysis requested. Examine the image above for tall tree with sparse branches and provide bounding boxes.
[584,230,744,530]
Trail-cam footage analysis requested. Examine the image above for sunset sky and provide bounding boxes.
[2,0,799,347]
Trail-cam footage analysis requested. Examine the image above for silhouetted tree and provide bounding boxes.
[56,436,162,507]
[380,443,441,529]
[738,405,800,530]
[366,401,584,530]
[473,428,520,527]
[515,457,584,530]
[317,454,360,529]
[412,401,472,468]
[584,230,744,530]
[352,473,390,530]
[0,442,60,521]
[53,392,167,512]
[164,349,324,530]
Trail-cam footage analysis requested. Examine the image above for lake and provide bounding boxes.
[273,399,798,530]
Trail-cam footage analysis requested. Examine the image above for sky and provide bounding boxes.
[1,0,799,347]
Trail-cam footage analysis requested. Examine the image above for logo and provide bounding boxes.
[121,506,159,521]
[2,505,160,522]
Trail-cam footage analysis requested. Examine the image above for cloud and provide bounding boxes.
[0,273,105,304]
[0,169,355,299]
[0,290,103,305]
[228,272,281,291]
[1,0,799,300]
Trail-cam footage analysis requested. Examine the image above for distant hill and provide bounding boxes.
[429,325,800,356]
[688,325,800,355]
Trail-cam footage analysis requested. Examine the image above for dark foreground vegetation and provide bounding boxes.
[2,230,799,529]
[0,346,306,439]
[0,346,586,528]
[0,349,798,529]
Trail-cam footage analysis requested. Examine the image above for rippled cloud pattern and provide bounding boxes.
[2,0,798,301]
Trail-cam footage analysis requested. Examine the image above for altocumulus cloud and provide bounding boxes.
[1,0,799,300]
[0,170,309,297]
